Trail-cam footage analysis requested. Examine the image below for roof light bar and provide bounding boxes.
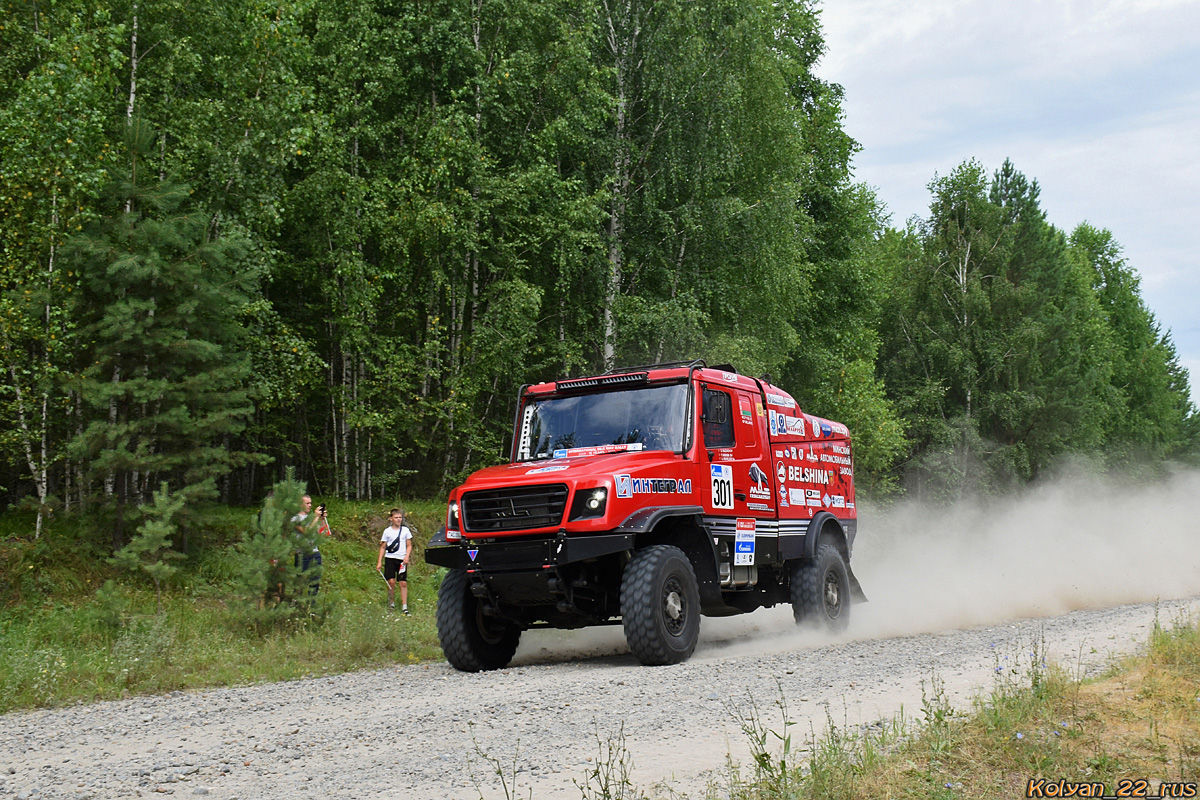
[556,372,649,391]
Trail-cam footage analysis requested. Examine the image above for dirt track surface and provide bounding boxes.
[3,595,1198,800]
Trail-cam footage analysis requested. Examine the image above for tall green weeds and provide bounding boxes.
[0,493,447,711]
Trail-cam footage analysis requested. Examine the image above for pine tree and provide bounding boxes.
[231,469,319,628]
[110,482,185,614]
[65,119,260,549]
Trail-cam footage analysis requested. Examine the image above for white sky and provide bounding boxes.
[815,0,1200,392]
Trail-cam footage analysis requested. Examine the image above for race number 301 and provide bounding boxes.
[711,464,733,509]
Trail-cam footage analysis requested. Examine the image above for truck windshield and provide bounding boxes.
[516,383,689,461]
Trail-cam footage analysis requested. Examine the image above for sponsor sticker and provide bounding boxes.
[722,371,739,383]
[553,443,643,459]
[806,489,823,507]
[734,519,756,565]
[776,461,787,484]
[829,495,846,508]
[747,502,772,511]
[785,416,805,436]
[739,397,753,424]
[789,488,806,505]
[765,392,796,408]
[617,474,692,497]
[748,462,771,498]
[526,464,568,475]
[468,549,479,562]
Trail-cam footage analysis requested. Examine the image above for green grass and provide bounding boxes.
[0,498,448,711]
[690,613,1200,800]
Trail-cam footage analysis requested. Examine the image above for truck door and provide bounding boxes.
[699,385,775,520]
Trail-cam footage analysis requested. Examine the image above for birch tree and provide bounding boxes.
[0,2,119,534]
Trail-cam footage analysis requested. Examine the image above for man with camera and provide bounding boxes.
[292,494,329,596]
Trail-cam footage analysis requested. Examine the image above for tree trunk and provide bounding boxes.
[601,0,638,370]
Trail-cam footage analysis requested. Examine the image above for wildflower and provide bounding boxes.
[1015,732,1024,740]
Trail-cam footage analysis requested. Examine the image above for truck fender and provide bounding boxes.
[615,505,706,535]
[801,512,867,603]
[617,505,722,612]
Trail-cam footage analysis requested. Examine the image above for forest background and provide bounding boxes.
[2,0,1197,551]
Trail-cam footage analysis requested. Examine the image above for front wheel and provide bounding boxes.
[436,569,521,672]
[791,542,851,632]
[621,545,701,665]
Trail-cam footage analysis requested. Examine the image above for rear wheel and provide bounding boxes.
[791,542,851,632]
[436,569,521,672]
[621,545,701,665]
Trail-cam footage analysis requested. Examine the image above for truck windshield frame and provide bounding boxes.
[515,382,689,461]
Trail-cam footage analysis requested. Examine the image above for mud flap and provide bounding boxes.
[847,565,868,603]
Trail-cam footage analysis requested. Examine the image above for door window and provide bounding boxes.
[702,388,735,449]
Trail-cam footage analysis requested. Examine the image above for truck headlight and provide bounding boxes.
[447,501,462,540]
[568,487,607,521]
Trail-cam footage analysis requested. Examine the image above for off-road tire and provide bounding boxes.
[436,569,521,672]
[621,545,701,666]
[790,541,851,632]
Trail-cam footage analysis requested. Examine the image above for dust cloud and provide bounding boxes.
[848,466,1200,639]
[513,468,1200,666]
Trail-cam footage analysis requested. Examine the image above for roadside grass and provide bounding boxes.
[0,498,448,712]
[699,610,1200,800]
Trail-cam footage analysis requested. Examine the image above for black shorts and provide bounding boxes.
[383,559,408,581]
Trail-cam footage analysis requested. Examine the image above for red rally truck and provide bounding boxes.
[425,360,865,671]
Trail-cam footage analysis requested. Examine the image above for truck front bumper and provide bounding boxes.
[425,530,635,573]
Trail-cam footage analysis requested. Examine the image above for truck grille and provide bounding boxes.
[462,484,569,533]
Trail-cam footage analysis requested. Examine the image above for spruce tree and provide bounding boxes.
[65,119,260,549]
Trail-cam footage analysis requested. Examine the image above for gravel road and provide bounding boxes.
[3,595,1197,800]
